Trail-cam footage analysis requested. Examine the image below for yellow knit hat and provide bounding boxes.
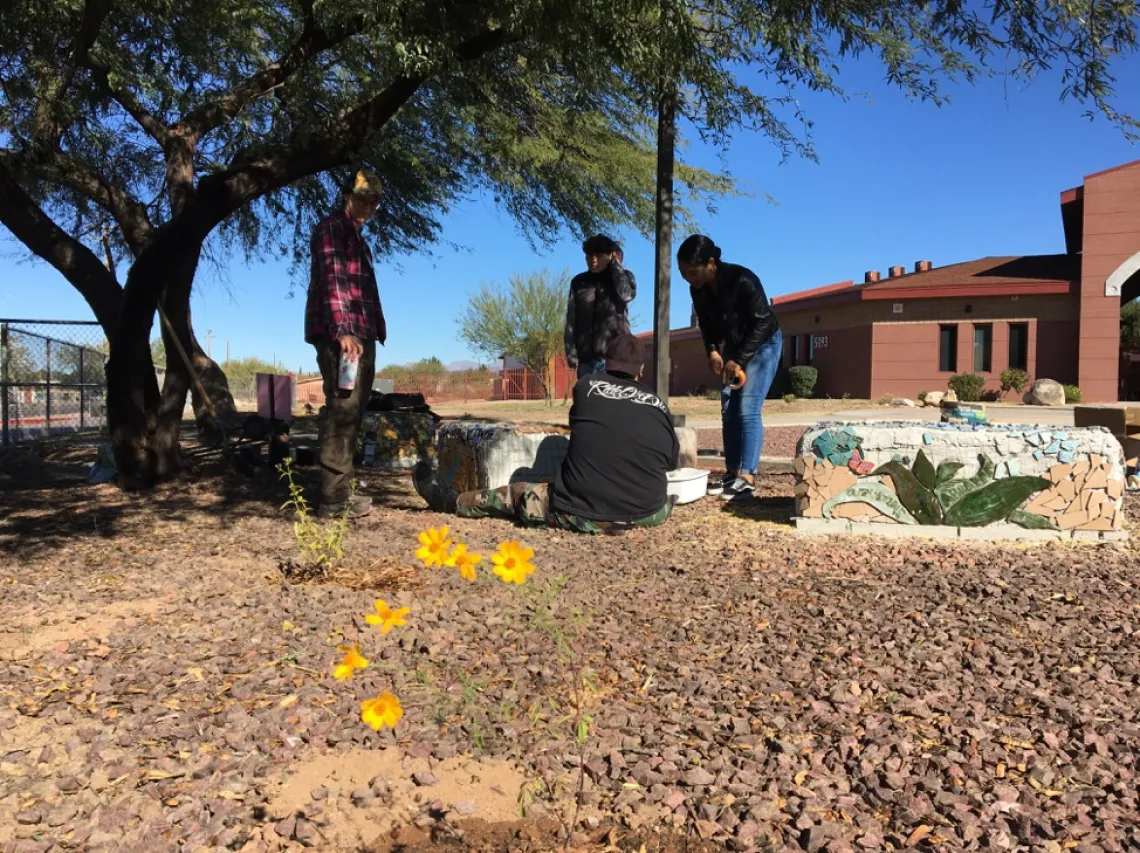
[349,169,382,196]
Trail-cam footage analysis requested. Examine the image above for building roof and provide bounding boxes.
[773,254,1078,312]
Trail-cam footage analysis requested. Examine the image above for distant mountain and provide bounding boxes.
[447,360,484,372]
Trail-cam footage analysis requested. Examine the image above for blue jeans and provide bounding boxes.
[722,329,783,475]
[576,358,607,379]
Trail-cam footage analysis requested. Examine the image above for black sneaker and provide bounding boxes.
[412,461,459,513]
[706,472,733,496]
[720,477,755,502]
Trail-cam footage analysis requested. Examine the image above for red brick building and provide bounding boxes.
[643,160,1140,403]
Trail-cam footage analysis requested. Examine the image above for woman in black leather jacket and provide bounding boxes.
[677,235,783,501]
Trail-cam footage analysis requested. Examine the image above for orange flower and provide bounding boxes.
[332,643,369,682]
[365,599,410,634]
[361,691,404,730]
[415,526,453,568]
[491,541,535,585]
[445,544,482,582]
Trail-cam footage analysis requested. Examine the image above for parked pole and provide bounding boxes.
[45,338,52,435]
[1,323,9,446]
[653,83,676,398]
[79,346,86,430]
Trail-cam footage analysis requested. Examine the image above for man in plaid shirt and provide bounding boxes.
[305,169,387,518]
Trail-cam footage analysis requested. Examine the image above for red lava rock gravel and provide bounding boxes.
[698,425,805,457]
[0,457,1138,852]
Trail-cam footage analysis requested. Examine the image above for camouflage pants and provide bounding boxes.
[456,482,672,534]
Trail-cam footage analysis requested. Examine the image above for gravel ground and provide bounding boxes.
[1,451,1138,853]
[697,426,806,458]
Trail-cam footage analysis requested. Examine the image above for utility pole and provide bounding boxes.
[226,339,230,365]
[653,84,677,398]
[205,330,213,358]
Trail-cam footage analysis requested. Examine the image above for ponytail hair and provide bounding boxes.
[677,234,721,266]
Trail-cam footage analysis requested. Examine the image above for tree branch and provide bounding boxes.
[197,26,515,219]
[0,160,123,333]
[176,13,365,145]
[31,0,115,150]
[80,51,172,147]
[1,149,156,256]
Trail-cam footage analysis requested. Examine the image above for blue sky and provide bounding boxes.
[2,53,1138,375]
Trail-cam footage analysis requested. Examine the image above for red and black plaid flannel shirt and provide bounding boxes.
[305,209,387,345]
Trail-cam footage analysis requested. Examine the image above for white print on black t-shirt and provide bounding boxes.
[585,380,668,414]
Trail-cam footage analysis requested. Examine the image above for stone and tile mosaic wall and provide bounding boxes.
[794,422,1126,536]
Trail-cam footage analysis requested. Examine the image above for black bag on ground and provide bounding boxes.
[366,391,429,412]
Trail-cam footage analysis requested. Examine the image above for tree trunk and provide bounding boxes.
[157,275,238,445]
[107,237,204,488]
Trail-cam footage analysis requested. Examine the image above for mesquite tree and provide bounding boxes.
[1,0,1135,487]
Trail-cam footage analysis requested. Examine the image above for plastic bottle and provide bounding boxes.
[363,432,376,466]
[337,353,359,391]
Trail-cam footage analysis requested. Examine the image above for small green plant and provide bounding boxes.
[917,390,928,403]
[876,393,895,405]
[948,373,986,402]
[999,368,1030,398]
[788,365,818,399]
[278,459,351,576]
[782,393,797,404]
[1063,384,1082,403]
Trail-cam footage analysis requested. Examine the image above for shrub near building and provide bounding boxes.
[788,366,819,399]
[948,373,985,402]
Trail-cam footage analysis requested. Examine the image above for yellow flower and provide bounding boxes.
[491,541,535,585]
[332,643,369,682]
[445,544,482,582]
[415,526,453,568]
[365,599,410,634]
[361,691,404,730]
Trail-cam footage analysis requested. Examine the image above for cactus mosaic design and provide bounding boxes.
[794,423,1125,532]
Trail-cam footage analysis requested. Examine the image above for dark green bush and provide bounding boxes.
[948,373,985,402]
[788,365,818,399]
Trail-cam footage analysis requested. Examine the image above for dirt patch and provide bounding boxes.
[0,596,166,661]
[263,748,528,850]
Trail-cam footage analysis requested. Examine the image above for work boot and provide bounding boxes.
[412,462,459,513]
[317,495,373,518]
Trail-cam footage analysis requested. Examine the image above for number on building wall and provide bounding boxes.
[812,335,829,350]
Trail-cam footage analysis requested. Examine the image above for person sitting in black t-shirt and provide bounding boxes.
[413,334,679,533]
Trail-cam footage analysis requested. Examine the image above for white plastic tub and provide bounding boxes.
[667,467,709,505]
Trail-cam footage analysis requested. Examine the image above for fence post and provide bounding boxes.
[45,338,52,435]
[79,346,86,429]
[1,323,8,446]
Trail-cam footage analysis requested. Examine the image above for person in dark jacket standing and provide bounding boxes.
[677,234,783,502]
[413,333,678,533]
[305,170,387,518]
[565,235,636,378]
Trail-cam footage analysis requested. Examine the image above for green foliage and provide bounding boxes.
[1063,384,1082,403]
[999,368,1030,396]
[948,373,985,402]
[278,460,351,577]
[876,393,895,405]
[788,365,818,399]
[782,393,797,404]
[150,339,166,368]
[1123,300,1140,351]
[458,270,566,404]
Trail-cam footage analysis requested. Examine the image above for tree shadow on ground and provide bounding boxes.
[717,495,795,525]
[0,438,423,561]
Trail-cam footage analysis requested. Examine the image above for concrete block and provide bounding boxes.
[676,426,698,469]
[846,523,952,539]
[435,421,569,492]
[793,517,851,536]
[956,524,1071,543]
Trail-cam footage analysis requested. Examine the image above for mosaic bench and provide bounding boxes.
[357,411,436,470]
[793,422,1127,542]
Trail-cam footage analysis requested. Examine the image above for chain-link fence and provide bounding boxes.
[1,320,109,444]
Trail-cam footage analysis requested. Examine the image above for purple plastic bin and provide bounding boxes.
[257,374,294,421]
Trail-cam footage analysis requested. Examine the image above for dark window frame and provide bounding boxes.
[939,324,958,373]
[1008,322,1029,372]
